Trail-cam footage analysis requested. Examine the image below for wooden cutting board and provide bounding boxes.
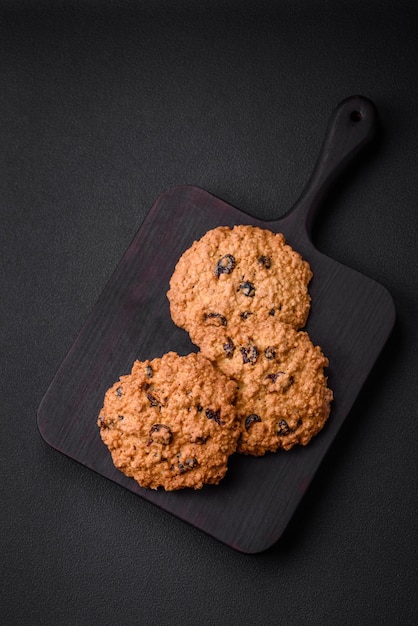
[37,96,395,553]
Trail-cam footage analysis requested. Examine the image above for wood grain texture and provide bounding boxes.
[37,97,395,553]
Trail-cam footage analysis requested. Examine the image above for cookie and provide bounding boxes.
[167,225,313,351]
[194,317,333,455]
[97,351,240,490]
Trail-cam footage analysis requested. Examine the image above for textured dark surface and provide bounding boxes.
[2,0,418,622]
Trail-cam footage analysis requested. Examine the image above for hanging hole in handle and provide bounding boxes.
[350,110,363,122]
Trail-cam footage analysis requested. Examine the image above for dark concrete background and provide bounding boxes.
[1,1,417,624]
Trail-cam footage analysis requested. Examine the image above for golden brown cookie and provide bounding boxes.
[97,352,240,490]
[167,225,313,350]
[194,317,333,455]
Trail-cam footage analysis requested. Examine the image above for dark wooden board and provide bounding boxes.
[37,97,395,553]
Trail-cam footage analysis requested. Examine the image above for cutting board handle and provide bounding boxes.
[284,95,378,239]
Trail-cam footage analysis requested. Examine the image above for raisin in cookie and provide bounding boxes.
[97,352,240,490]
[194,317,333,455]
[167,225,312,349]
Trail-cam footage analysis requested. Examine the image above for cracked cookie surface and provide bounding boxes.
[195,317,333,455]
[167,225,313,351]
[98,351,240,490]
